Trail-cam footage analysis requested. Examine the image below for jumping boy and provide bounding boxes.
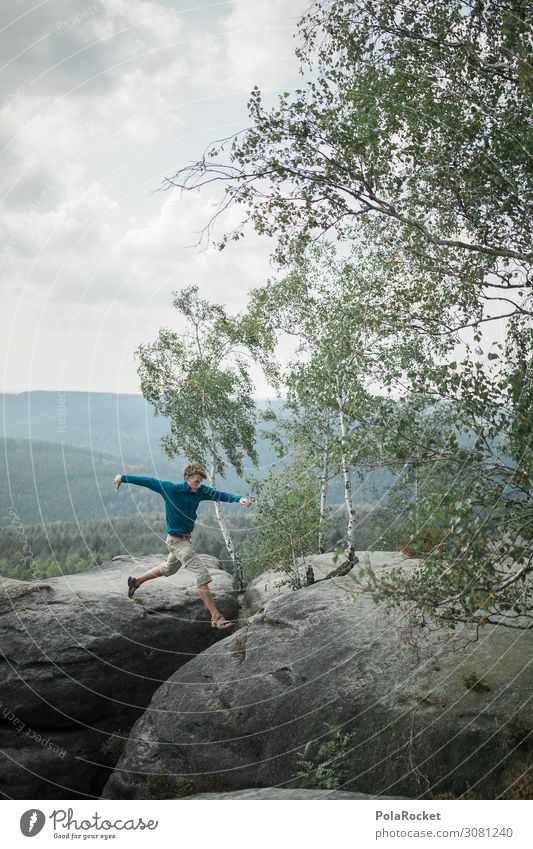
[114,462,252,629]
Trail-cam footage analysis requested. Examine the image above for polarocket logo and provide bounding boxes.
[20,809,46,836]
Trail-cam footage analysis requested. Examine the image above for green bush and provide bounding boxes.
[244,456,323,585]
[295,723,353,790]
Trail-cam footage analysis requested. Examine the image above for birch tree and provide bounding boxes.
[136,285,273,591]
[248,242,435,563]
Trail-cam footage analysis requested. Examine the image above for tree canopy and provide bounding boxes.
[166,1,531,290]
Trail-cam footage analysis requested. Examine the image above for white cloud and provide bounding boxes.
[189,0,307,93]
[1,0,305,395]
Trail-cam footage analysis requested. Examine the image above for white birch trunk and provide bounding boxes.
[318,432,330,555]
[335,378,357,562]
[206,419,244,592]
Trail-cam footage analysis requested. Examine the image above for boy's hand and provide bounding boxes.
[114,474,122,490]
[239,497,252,506]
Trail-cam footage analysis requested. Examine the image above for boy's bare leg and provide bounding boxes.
[197,583,233,627]
[131,565,162,588]
[129,572,232,628]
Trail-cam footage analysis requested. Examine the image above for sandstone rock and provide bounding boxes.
[243,552,420,614]
[0,553,238,798]
[103,561,533,800]
[0,721,118,800]
[185,788,408,799]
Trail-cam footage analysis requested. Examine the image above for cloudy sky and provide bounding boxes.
[1,0,308,396]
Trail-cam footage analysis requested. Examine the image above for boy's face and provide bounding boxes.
[186,473,203,491]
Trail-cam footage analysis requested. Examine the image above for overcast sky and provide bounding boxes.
[1,0,308,396]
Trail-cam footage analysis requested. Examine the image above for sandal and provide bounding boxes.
[211,613,233,630]
[127,576,139,599]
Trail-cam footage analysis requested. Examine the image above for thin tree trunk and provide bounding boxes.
[193,320,245,592]
[206,417,244,592]
[335,378,357,562]
[213,498,244,591]
[318,427,330,555]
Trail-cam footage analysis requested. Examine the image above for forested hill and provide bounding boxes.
[0,438,169,524]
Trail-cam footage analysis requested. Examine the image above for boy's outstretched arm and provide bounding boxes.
[200,484,252,506]
[113,474,169,495]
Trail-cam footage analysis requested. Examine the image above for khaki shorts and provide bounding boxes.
[160,535,212,587]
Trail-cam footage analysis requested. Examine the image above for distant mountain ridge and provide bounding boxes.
[1,391,284,472]
[2,391,173,462]
[0,392,393,524]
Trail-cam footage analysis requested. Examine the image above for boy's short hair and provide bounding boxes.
[183,462,208,480]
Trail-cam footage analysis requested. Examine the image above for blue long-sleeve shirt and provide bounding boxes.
[120,475,241,534]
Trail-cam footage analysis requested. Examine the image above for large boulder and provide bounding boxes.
[103,559,533,800]
[0,553,238,799]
